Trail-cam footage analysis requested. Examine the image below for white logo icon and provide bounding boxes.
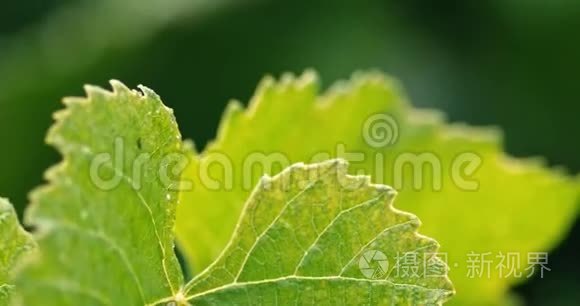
[362,113,399,148]
[359,250,389,279]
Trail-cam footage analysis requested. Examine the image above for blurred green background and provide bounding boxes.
[1,0,578,304]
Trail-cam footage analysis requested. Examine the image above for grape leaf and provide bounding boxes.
[0,198,35,306]
[10,82,186,305]
[182,159,454,305]
[9,81,453,305]
[175,71,580,305]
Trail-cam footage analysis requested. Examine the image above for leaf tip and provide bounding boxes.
[83,84,111,99]
[137,84,160,99]
[182,139,199,155]
[109,79,131,94]
[256,74,276,92]
[222,99,245,123]
[0,196,13,212]
[61,96,87,107]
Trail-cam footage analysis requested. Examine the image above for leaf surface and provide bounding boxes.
[176,72,580,305]
[11,82,186,306]
[183,159,453,305]
[0,198,34,306]
[9,81,452,305]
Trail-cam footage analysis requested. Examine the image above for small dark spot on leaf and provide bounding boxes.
[24,224,37,233]
[137,137,142,150]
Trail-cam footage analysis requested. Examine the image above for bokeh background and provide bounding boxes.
[1,1,578,304]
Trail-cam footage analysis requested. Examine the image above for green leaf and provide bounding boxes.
[11,82,186,305]
[176,71,580,305]
[10,81,449,305]
[182,159,454,305]
[0,198,35,306]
